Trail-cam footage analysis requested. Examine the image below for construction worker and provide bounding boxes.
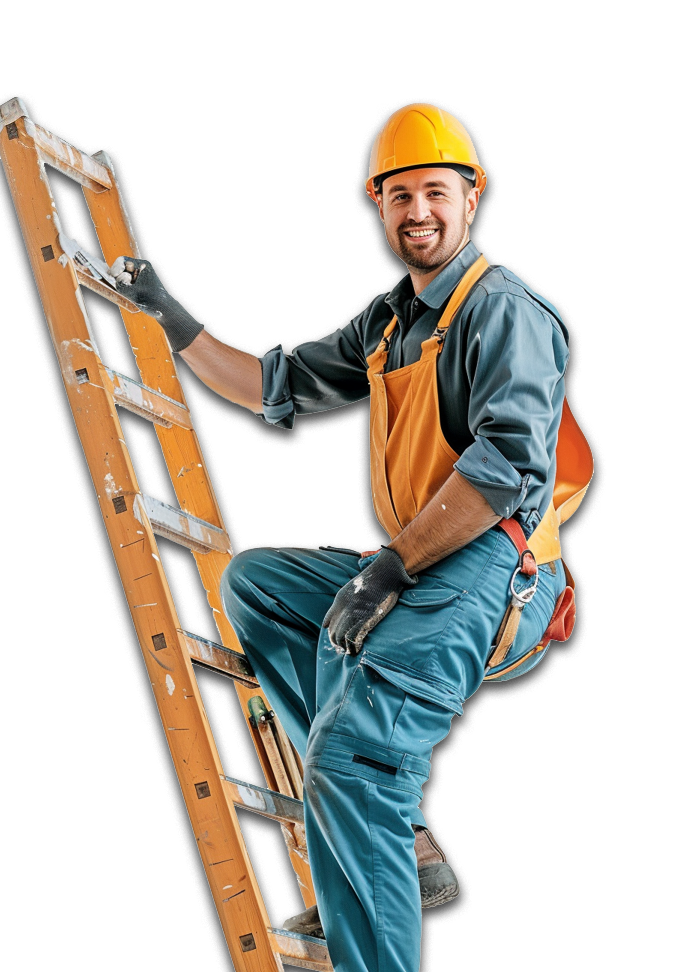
[111,104,586,972]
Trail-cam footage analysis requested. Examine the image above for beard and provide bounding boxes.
[388,213,468,271]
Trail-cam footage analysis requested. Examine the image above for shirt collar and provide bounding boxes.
[385,240,482,316]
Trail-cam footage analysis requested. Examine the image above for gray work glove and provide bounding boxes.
[110,256,204,352]
[322,546,417,655]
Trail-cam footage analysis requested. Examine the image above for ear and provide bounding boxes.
[466,187,480,226]
[376,194,385,222]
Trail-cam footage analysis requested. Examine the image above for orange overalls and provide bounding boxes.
[366,254,592,680]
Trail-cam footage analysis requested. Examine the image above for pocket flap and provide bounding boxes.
[397,587,461,608]
[361,653,464,715]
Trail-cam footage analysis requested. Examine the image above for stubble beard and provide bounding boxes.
[389,212,469,272]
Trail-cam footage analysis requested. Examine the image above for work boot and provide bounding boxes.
[282,826,460,938]
[413,825,460,909]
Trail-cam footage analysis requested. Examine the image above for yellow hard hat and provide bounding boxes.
[366,103,487,202]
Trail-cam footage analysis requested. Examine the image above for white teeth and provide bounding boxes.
[407,229,437,238]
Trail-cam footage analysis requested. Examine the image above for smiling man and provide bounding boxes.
[112,104,580,972]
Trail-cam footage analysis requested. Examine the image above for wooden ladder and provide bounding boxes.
[0,97,331,972]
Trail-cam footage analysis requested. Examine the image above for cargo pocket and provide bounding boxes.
[353,581,466,713]
[310,729,432,797]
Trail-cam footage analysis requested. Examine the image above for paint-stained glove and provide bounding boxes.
[322,546,417,655]
[110,256,204,352]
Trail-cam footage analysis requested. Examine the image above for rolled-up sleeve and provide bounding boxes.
[454,292,568,518]
[260,345,295,427]
[258,318,371,428]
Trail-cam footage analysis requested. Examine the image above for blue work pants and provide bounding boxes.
[220,528,565,972]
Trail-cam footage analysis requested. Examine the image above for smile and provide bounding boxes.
[405,228,438,239]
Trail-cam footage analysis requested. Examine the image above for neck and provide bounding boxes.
[408,230,470,296]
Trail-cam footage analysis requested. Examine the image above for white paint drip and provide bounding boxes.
[353,577,364,592]
[442,504,447,510]
[152,554,160,562]
[165,675,175,696]
[103,473,117,497]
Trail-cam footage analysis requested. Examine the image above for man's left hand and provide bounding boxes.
[322,547,417,655]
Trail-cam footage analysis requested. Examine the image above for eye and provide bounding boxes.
[428,190,445,198]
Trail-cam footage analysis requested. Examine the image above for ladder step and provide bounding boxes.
[58,231,142,314]
[271,929,332,971]
[143,495,231,555]
[224,776,304,826]
[75,264,142,313]
[107,369,192,429]
[182,629,258,686]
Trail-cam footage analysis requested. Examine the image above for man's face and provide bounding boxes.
[377,167,479,272]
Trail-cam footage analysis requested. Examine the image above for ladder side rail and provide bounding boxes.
[81,157,317,907]
[0,116,283,972]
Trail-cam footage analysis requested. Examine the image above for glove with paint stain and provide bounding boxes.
[322,546,417,655]
[110,256,204,352]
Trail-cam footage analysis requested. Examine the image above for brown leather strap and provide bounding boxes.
[487,602,524,671]
[486,519,539,672]
[498,518,536,576]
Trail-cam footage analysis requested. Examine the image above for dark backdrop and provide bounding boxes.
[0,91,605,970]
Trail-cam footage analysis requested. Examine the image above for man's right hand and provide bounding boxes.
[110,256,204,352]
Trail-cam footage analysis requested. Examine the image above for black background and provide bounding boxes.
[0,91,605,970]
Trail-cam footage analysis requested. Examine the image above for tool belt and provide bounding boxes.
[484,519,576,682]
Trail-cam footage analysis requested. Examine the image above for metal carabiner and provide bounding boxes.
[509,565,539,607]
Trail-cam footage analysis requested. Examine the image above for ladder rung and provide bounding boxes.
[224,777,304,825]
[143,495,231,555]
[271,929,332,971]
[182,629,258,686]
[75,265,141,313]
[108,369,192,429]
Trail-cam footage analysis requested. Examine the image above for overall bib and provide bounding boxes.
[220,256,590,971]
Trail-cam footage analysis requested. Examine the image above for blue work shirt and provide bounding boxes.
[259,241,569,533]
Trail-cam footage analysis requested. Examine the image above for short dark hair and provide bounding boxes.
[374,162,476,195]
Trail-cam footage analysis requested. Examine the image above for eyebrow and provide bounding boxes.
[388,180,451,194]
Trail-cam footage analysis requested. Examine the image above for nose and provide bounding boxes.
[407,193,432,224]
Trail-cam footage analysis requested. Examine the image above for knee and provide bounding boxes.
[221,547,274,601]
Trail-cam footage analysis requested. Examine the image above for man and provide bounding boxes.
[112,104,580,972]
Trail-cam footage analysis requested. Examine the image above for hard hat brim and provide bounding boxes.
[366,161,487,202]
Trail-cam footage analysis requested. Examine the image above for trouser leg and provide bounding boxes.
[304,656,454,972]
[220,533,564,972]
